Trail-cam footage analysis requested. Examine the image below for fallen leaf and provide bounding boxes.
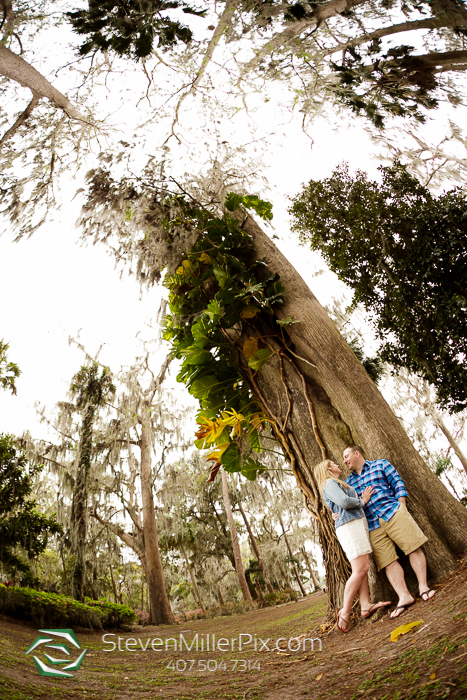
[391,620,424,642]
[430,672,437,680]
[315,673,323,681]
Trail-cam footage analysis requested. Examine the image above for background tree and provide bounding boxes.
[289,161,467,413]
[0,433,62,584]
[69,362,115,601]
[0,339,20,395]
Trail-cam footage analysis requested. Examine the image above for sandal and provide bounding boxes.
[389,601,414,619]
[361,601,392,619]
[337,609,350,633]
[420,589,437,602]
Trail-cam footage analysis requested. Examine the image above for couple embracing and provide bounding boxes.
[316,445,436,633]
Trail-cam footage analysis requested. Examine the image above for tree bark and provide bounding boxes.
[0,44,83,120]
[221,468,253,603]
[227,210,467,610]
[140,402,175,624]
[237,501,275,594]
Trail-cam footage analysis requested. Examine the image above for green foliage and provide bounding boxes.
[163,193,283,480]
[0,434,62,584]
[70,362,115,410]
[347,338,385,385]
[0,340,21,396]
[290,162,467,412]
[67,0,206,59]
[0,585,135,629]
[330,42,439,127]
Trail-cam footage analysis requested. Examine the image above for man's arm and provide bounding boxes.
[382,460,408,500]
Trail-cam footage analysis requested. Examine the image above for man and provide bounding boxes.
[342,444,436,618]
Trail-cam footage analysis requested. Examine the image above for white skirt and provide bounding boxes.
[336,517,372,561]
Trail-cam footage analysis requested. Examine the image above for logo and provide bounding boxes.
[25,628,88,677]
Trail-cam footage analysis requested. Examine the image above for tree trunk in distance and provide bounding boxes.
[70,403,95,602]
[180,541,206,613]
[216,585,225,606]
[221,468,253,603]
[231,210,467,608]
[237,501,275,594]
[140,406,175,624]
[431,409,467,476]
[301,547,321,590]
[279,516,307,597]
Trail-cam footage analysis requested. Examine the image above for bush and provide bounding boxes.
[0,585,136,629]
[257,589,299,608]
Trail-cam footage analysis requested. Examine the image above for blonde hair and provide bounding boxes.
[314,459,350,496]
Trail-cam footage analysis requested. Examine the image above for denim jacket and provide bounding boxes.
[322,479,365,529]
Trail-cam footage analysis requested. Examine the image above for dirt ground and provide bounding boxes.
[1,560,467,700]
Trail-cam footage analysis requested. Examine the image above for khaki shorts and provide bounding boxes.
[369,504,428,571]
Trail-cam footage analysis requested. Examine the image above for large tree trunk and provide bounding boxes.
[237,501,275,594]
[226,210,467,611]
[140,404,175,624]
[221,468,253,603]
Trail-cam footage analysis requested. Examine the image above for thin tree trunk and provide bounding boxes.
[216,584,225,606]
[221,468,253,603]
[70,403,95,602]
[140,404,175,624]
[278,516,307,597]
[431,409,467,476]
[301,547,321,590]
[180,541,205,613]
[237,501,275,594]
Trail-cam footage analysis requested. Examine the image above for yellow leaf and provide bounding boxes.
[206,443,229,462]
[430,672,436,680]
[241,305,259,319]
[199,252,211,263]
[390,620,424,642]
[182,259,191,270]
[243,337,259,360]
[176,266,184,275]
[315,673,323,681]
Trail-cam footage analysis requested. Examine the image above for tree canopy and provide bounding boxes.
[289,161,467,412]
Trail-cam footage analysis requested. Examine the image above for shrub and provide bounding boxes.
[0,585,136,629]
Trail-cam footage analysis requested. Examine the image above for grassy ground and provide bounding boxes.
[1,561,466,700]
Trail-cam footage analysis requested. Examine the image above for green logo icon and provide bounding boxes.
[25,629,87,677]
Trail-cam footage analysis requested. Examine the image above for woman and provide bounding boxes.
[315,459,391,632]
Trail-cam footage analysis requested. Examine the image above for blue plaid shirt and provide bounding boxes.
[346,459,408,532]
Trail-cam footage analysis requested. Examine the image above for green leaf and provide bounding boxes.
[248,428,262,452]
[191,375,222,399]
[206,299,223,321]
[181,347,212,365]
[213,265,229,289]
[225,193,243,212]
[276,316,300,327]
[191,319,211,348]
[220,442,242,473]
[248,349,271,371]
[241,458,265,481]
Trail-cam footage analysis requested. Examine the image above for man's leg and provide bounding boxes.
[385,559,415,614]
[408,547,435,598]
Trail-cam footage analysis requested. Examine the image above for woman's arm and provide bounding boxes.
[324,479,364,510]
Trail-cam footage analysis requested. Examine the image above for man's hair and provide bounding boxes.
[345,444,365,458]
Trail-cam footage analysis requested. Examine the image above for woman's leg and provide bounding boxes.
[339,554,370,628]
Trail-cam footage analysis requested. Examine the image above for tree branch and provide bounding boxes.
[0,44,85,121]
[0,93,39,150]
